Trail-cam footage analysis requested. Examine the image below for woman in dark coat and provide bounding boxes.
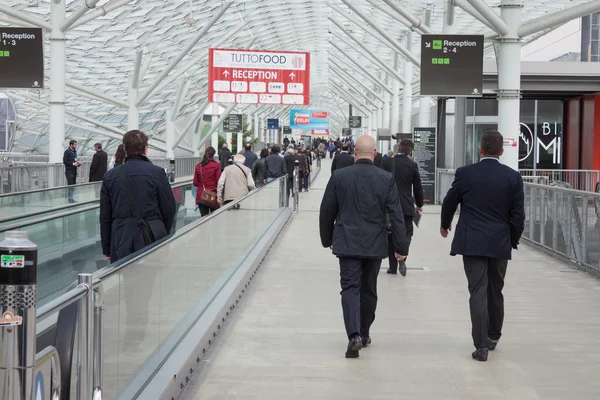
[193,147,222,216]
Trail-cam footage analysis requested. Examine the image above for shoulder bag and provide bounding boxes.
[119,167,168,246]
[199,163,220,210]
[234,163,253,191]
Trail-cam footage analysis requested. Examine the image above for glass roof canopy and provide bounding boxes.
[0,0,597,155]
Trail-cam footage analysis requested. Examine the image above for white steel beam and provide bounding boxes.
[332,79,380,110]
[328,42,394,95]
[377,0,435,34]
[131,49,143,89]
[445,0,455,27]
[70,0,134,30]
[330,85,373,116]
[171,78,189,121]
[465,0,510,35]
[137,1,233,106]
[329,62,385,103]
[172,99,209,150]
[66,80,129,108]
[337,0,421,67]
[0,4,52,30]
[329,20,405,84]
[518,0,600,38]
[453,0,496,32]
[60,0,101,32]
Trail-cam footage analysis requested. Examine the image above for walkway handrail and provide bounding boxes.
[0,180,100,198]
[0,179,193,233]
[0,199,99,224]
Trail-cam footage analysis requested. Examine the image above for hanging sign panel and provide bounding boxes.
[349,116,362,128]
[0,27,44,89]
[413,127,436,204]
[289,109,330,130]
[208,48,311,105]
[420,35,484,97]
[223,114,242,132]
[267,118,279,129]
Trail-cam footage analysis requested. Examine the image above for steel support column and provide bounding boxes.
[211,103,220,150]
[418,6,433,128]
[391,53,401,137]
[49,0,67,164]
[497,0,523,171]
[165,110,175,160]
[402,32,413,135]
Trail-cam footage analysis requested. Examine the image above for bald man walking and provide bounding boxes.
[320,135,409,359]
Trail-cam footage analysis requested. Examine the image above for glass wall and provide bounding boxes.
[465,99,564,169]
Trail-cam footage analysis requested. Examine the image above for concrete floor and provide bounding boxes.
[183,158,600,400]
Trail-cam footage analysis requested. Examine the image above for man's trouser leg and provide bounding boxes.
[404,215,414,255]
[339,257,362,339]
[360,258,382,338]
[65,171,76,200]
[487,259,508,341]
[463,256,490,349]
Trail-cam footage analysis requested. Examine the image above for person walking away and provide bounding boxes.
[265,145,287,183]
[328,141,336,159]
[319,135,409,359]
[331,143,354,173]
[217,154,255,207]
[109,144,126,170]
[303,149,312,191]
[218,143,232,171]
[284,148,306,199]
[241,143,258,169]
[100,130,176,263]
[440,130,525,362]
[252,149,269,188]
[89,142,108,182]
[383,140,424,276]
[63,139,82,203]
[193,147,222,217]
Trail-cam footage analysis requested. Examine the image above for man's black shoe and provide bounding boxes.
[362,336,371,347]
[487,338,499,351]
[345,335,363,358]
[472,348,488,362]
[398,260,407,277]
[387,269,397,275]
[68,199,76,204]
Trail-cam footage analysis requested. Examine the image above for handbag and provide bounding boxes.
[119,167,168,246]
[199,164,220,210]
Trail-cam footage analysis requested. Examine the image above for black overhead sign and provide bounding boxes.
[342,128,351,136]
[420,34,483,97]
[349,116,362,128]
[413,127,436,204]
[223,114,242,132]
[0,27,44,89]
[282,126,292,135]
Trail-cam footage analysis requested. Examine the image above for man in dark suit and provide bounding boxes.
[373,151,383,168]
[63,139,82,203]
[240,143,258,169]
[331,143,354,173]
[441,130,525,362]
[89,142,108,182]
[320,135,409,359]
[219,143,232,171]
[284,148,307,198]
[383,139,424,276]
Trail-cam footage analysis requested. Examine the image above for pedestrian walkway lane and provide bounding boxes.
[183,159,600,400]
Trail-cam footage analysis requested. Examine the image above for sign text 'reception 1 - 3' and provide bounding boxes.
[209,48,311,106]
[420,34,483,97]
[0,27,44,89]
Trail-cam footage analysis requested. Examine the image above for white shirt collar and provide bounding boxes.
[480,157,500,162]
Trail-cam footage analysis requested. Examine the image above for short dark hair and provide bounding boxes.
[69,140,77,146]
[94,142,102,150]
[480,130,503,156]
[342,143,349,151]
[245,143,252,150]
[271,145,281,154]
[400,139,413,156]
[260,148,269,158]
[123,130,148,156]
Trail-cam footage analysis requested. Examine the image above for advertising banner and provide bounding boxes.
[289,109,330,130]
[209,48,310,105]
[311,129,330,138]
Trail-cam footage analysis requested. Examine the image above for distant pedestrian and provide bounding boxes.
[217,154,255,207]
[240,143,258,169]
[109,144,126,169]
[219,143,232,171]
[63,139,82,202]
[89,142,108,182]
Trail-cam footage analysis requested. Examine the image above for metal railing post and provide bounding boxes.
[0,231,38,400]
[293,160,299,214]
[78,273,94,399]
[93,283,104,400]
[581,195,589,266]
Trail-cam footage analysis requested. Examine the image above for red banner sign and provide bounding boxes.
[208,48,311,105]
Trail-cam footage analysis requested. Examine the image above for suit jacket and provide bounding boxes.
[331,152,354,173]
[383,154,423,216]
[319,159,409,259]
[373,152,383,168]
[89,150,108,182]
[441,159,525,260]
[218,148,232,170]
[63,148,78,175]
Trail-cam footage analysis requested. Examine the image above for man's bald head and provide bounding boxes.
[354,135,377,161]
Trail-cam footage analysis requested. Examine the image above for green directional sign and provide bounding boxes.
[420,34,484,97]
[223,114,242,132]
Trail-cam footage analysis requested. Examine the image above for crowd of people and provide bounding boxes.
[319,131,525,364]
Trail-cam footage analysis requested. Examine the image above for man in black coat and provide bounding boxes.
[441,130,525,362]
[382,140,424,276]
[240,143,258,169]
[373,151,383,168]
[89,142,108,182]
[284,148,307,198]
[63,139,82,202]
[320,135,409,359]
[331,143,354,173]
[100,130,177,263]
[219,143,232,171]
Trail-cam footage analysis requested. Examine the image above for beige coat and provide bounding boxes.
[217,162,255,202]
